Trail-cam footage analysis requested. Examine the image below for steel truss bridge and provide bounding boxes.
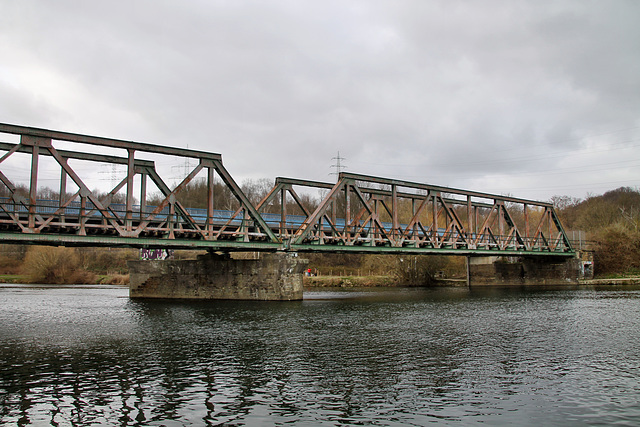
[0,123,574,257]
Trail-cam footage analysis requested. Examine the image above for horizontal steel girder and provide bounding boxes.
[0,232,575,257]
[0,123,221,160]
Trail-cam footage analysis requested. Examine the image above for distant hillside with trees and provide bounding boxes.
[553,187,640,276]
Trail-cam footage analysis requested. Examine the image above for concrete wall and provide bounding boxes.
[468,255,582,286]
[128,252,308,300]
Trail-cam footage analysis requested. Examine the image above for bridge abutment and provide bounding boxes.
[466,255,582,286]
[128,252,308,300]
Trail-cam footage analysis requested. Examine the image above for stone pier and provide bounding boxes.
[128,252,308,300]
[467,255,582,286]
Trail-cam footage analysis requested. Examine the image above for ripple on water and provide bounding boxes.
[1,285,640,425]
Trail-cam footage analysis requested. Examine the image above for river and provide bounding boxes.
[1,284,639,426]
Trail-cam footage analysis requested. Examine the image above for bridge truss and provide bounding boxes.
[258,175,573,256]
[0,123,573,256]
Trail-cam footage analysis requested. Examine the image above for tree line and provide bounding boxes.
[552,187,640,276]
[1,180,638,282]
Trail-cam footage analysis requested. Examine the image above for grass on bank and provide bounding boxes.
[0,273,130,285]
[0,274,27,284]
[304,275,397,288]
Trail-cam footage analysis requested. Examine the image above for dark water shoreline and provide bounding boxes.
[2,273,639,288]
[304,274,640,288]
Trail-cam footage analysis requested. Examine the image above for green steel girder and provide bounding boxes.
[0,232,284,251]
[291,243,575,257]
[0,231,575,257]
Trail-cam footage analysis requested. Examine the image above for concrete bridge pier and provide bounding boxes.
[128,252,308,300]
[466,255,583,286]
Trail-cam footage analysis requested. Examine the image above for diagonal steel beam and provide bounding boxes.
[212,159,279,243]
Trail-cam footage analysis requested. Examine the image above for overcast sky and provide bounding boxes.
[1,0,639,202]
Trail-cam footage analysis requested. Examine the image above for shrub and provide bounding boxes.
[593,224,640,276]
[22,246,97,284]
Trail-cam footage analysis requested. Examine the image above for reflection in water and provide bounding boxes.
[1,284,640,425]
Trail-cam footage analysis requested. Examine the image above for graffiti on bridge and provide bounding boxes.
[140,249,174,260]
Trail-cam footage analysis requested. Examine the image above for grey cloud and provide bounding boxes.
[0,0,638,200]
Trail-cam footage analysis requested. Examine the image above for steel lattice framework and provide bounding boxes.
[257,175,573,255]
[0,123,573,256]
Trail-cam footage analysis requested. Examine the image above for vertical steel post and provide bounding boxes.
[140,171,147,221]
[243,208,249,242]
[168,201,175,239]
[445,203,449,234]
[524,203,529,248]
[499,202,505,242]
[474,206,479,236]
[392,184,398,241]
[467,195,472,238]
[59,167,67,224]
[548,208,552,247]
[79,195,87,235]
[412,197,417,246]
[345,183,351,236]
[125,149,135,232]
[372,197,378,243]
[280,188,287,237]
[207,166,214,238]
[432,193,438,246]
[28,144,39,230]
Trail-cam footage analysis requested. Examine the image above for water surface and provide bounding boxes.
[1,284,639,425]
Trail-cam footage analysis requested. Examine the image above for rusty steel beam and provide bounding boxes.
[340,172,553,207]
[274,177,335,189]
[0,123,221,160]
[0,141,156,168]
[273,176,495,208]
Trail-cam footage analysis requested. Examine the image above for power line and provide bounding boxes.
[171,145,195,186]
[330,151,347,180]
[99,164,122,187]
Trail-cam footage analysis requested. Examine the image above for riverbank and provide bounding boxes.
[303,275,398,287]
[579,276,640,285]
[304,274,640,288]
[0,274,129,285]
[303,275,469,287]
[2,273,639,287]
